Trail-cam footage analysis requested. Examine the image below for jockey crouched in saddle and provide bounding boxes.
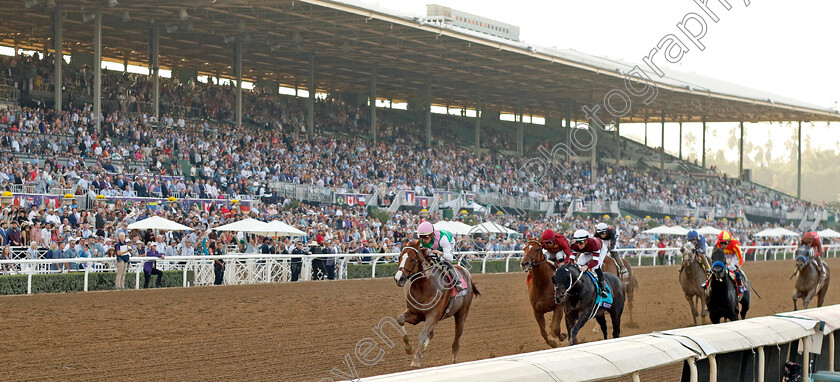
[417,221,464,294]
[801,231,827,284]
[704,230,747,295]
[568,230,609,298]
[686,229,711,271]
[540,229,572,265]
[595,223,627,278]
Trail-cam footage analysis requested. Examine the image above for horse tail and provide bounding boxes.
[472,283,481,297]
[630,270,640,290]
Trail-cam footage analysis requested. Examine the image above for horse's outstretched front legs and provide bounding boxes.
[686,293,699,325]
[550,306,566,343]
[452,308,468,363]
[534,310,558,348]
[397,310,423,356]
[411,317,440,367]
[565,310,588,346]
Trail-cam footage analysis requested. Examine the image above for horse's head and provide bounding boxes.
[394,240,429,287]
[680,241,696,263]
[795,245,812,271]
[552,264,578,304]
[710,260,728,281]
[520,238,547,272]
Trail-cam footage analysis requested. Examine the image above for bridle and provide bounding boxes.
[522,240,548,272]
[556,264,583,301]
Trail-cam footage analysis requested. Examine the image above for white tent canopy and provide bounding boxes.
[469,222,517,235]
[696,226,723,236]
[643,225,684,235]
[442,198,487,212]
[434,221,473,236]
[212,218,267,232]
[754,227,800,237]
[817,228,840,238]
[247,220,306,237]
[127,216,194,231]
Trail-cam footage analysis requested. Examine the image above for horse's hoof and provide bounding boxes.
[405,347,414,355]
[558,333,568,341]
[410,360,421,368]
[547,339,559,348]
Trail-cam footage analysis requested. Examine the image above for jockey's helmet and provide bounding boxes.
[417,221,434,241]
[802,231,817,245]
[686,230,699,241]
[717,230,733,246]
[541,229,555,245]
[595,223,609,234]
[572,229,589,244]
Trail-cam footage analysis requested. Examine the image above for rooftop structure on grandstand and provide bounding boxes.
[423,4,520,41]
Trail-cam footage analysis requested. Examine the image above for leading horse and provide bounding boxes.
[553,263,625,346]
[601,254,639,324]
[705,248,750,323]
[678,241,708,325]
[393,240,480,367]
[520,238,565,348]
[793,245,830,310]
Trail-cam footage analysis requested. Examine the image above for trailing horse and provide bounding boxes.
[393,240,480,367]
[793,245,831,310]
[678,241,708,325]
[552,263,625,346]
[601,254,639,324]
[520,239,565,348]
[705,248,750,324]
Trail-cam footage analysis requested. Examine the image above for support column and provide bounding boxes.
[660,110,665,171]
[150,26,160,118]
[702,116,707,168]
[678,122,683,160]
[644,115,648,147]
[798,121,802,198]
[739,121,744,179]
[93,7,102,132]
[616,119,621,165]
[590,117,598,181]
[234,39,243,128]
[425,79,431,146]
[307,54,315,135]
[517,96,524,156]
[474,95,481,150]
[123,56,128,73]
[370,66,377,142]
[53,5,62,111]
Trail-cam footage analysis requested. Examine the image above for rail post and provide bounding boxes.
[482,254,488,274]
[83,265,90,292]
[371,256,382,279]
[27,264,34,295]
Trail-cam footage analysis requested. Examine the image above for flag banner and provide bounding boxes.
[419,197,430,208]
[406,192,415,204]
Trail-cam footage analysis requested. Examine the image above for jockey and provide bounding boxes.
[569,229,608,297]
[595,222,627,277]
[800,231,826,284]
[706,230,746,294]
[540,229,572,265]
[417,221,463,293]
[685,229,711,271]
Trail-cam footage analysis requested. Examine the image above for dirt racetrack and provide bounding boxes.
[3,258,839,381]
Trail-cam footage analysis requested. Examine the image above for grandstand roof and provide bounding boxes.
[2,0,838,123]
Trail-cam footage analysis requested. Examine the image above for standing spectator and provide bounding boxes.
[290,240,307,281]
[326,238,339,280]
[114,233,130,289]
[657,239,667,266]
[143,241,165,288]
[209,240,224,285]
[309,241,326,280]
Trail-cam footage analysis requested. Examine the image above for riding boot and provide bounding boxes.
[735,271,746,296]
[815,258,826,285]
[445,262,464,294]
[612,251,628,278]
[595,268,608,298]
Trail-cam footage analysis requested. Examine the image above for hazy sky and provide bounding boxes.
[376,0,839,110]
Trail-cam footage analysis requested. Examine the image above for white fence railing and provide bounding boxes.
[0,245,837,295]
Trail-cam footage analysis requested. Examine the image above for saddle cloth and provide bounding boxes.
[445,269,468,298]
[584,271,613,309]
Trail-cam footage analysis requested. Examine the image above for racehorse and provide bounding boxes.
[520,238,565,348]
[601,254,639,324]
[793,245,831,310]
[552,263,625,346]
[678,241,708,325]
[706,248,750,323]
[393,240,480,367]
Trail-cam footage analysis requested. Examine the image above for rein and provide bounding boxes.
[559,266,584,300]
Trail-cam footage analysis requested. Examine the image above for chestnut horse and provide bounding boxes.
[601,254,639,325]
[793,245,831,310]
[393,240,480,367]
[520,239,565,348]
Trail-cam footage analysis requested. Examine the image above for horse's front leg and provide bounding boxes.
[411,316,440,367]
[398,310,423,356]
[567,313,589,346]
[533,309,557,348]
[550,306,567,342]
[685,293,699,325]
